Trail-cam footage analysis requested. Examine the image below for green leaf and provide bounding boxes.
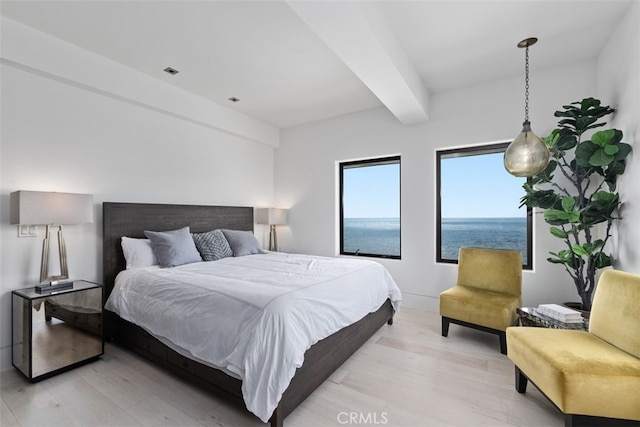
[554,110,578,119]
[544,209,568,222]
[575,140,598,167]
[579,97,602,111]
[561,197,576,212]
[555,128,578,151]
[549,227,568,238]
[591,239,606,251]
[603,160,626,190]
[613,142,632,161]
[519,187,559,210]
[595,253,612,269]
[592,129,616,147]
[572,244,589,257]
[575,116,598,133]
[553,98,614,137]
[580,192,619,226]
[592,191,618,204]
[603,144,619,155]
[549,250,575,267]
[543,208,579,225]
[589,149,614,167]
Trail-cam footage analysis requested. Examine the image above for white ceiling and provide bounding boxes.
[1,0,632,129]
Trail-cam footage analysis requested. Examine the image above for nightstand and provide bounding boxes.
[12,280,104,382]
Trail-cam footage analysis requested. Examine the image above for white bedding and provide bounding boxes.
[105,252,401,422]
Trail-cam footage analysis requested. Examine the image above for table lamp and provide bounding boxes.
[255,208,287,251]
[10,191,93,292]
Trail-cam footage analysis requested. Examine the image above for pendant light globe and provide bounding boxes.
[504,120,550,177]
[504,37,550,177]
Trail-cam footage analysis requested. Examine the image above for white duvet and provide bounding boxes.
[105,252,402,422]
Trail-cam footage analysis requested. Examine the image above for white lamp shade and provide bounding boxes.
[10,191,94,225]
[255,208,287,225]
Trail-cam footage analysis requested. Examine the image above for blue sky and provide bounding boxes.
[343,153,527,219]
[441,152,527,218]
[343,163,400,218]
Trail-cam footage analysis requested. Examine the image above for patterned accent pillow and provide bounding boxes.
[192,229,233,261]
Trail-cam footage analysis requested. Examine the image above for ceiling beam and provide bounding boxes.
[287,1,429,125]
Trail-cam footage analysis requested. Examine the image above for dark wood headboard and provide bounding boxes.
[102,202,254,298]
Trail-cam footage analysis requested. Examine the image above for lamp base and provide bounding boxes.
[35,281,74,293]
[268,224,279,252]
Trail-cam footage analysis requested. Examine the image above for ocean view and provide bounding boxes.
[343,218,400,256]
[344,217,527,263]
[441,217,527,264]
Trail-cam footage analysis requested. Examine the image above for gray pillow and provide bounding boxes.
[221,229,264,257]
[144,226,203,267]
[192,229,233,261]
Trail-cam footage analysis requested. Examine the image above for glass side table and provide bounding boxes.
[516,307,588,331]
[12,280,104,382]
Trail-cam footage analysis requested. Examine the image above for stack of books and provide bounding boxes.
[537,304,584,323]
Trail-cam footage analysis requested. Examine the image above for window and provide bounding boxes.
[436,143,532,269]
[340,156,400,259]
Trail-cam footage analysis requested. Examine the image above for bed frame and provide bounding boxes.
[44,300,102,337]
[102,202,394,427]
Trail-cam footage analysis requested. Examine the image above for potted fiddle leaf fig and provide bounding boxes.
[520,98,632,311]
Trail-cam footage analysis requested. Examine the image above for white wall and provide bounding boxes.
[597,0,640,274]
[276,60,603,312]
[0,20,276,369]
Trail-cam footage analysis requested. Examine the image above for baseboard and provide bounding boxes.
[0,345,12,372]
[398,292,439,312]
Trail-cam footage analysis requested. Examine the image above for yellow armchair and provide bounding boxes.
[507,270,640,425]
[439,247,522,354]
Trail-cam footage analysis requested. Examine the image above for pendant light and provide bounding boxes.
[504,37,550,177]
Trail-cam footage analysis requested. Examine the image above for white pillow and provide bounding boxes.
[121,237,158,269]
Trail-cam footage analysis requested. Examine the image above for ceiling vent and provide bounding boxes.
[163,67,179,75]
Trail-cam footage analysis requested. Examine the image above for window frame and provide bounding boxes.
[339,155,401,260]
[436,142,533,270]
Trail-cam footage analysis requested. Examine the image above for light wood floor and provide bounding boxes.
[1,308,563,426]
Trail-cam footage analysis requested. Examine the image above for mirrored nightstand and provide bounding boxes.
[12,280,104,382]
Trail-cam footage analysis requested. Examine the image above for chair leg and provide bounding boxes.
[515,366,528,393]
[441,317,450,337]
[564,414,575,427]
[499,331,507,355]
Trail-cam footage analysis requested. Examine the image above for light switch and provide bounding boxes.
[18,225,37,237]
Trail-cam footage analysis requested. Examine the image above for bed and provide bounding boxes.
[102,202,400,426]
[43,292,102,336]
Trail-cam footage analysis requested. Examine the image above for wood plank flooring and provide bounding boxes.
[1,308,563,426]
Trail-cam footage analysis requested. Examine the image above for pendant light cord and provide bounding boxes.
[524,45,530,122]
